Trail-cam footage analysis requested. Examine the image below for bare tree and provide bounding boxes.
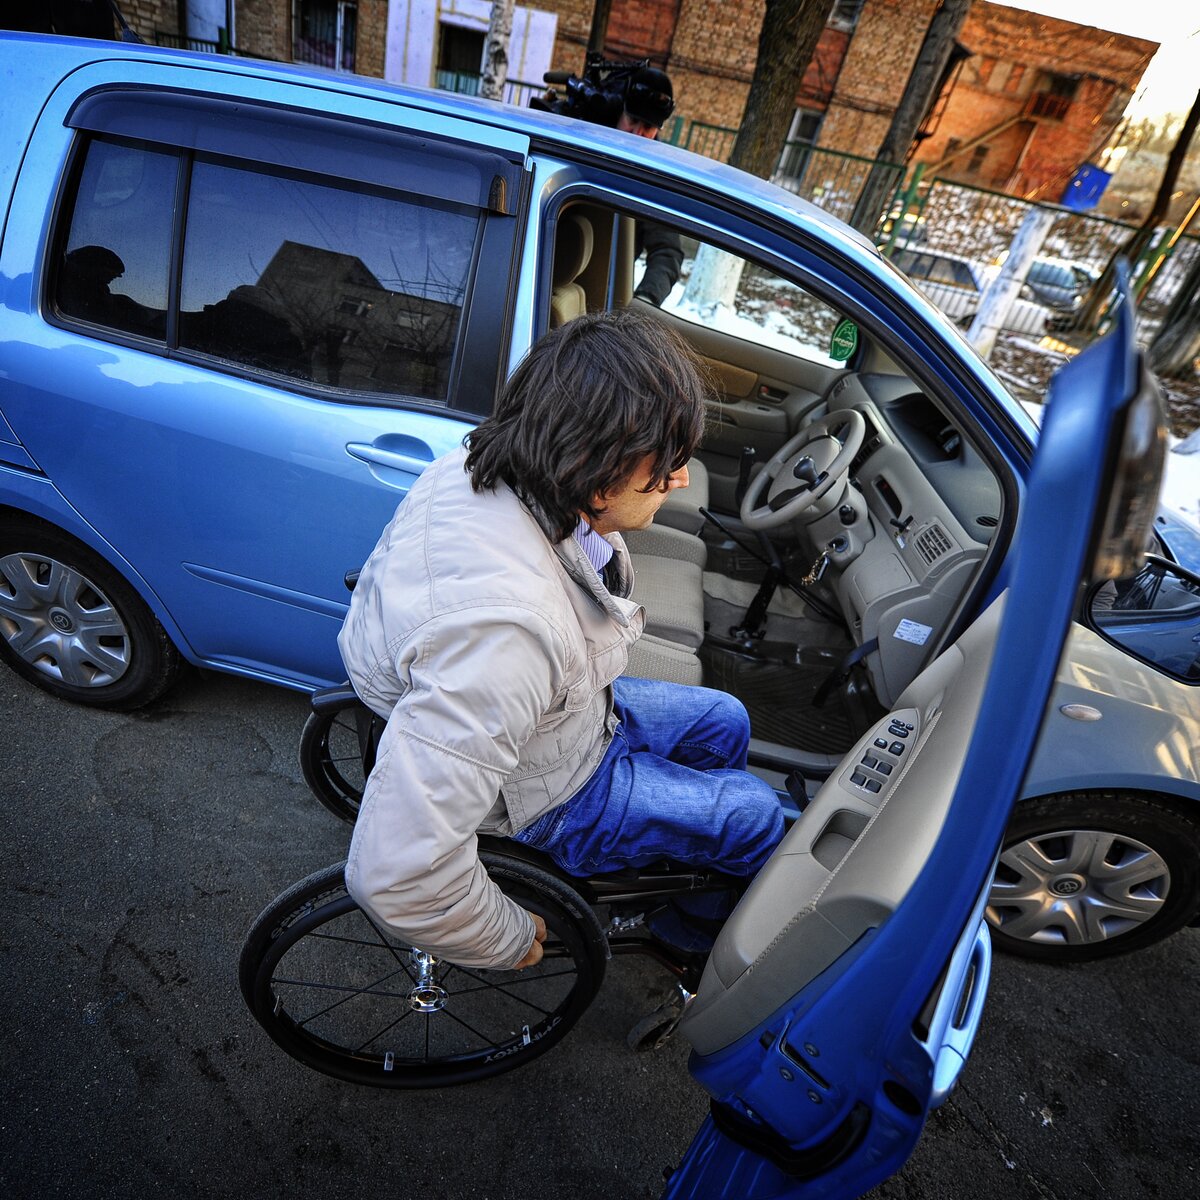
[479,0,515,103]
[727,0,837,179]
[849,0,974,236]
[1075,88,1200,333]
[588,0,614,56]
[1147,245,1200,380]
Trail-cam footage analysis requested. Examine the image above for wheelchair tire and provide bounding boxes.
[298,703,377,823]
[238,853,607,1088]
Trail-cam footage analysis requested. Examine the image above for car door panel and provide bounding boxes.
[0,62,524,689]
[667,287,1162,1197]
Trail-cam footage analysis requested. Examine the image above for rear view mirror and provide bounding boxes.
[1090,554,1200,684]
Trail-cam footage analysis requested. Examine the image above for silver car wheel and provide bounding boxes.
[0,551,132,688]
[987,828,1170,947]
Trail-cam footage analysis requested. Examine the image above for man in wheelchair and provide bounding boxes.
[338,307,786,972]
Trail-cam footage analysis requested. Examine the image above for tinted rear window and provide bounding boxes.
[178,160,478,402]
[52,134,484,407]
[56,137,175,340]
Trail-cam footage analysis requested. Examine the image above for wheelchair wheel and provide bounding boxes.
[298,703,375,823]
[238,853,607,1088]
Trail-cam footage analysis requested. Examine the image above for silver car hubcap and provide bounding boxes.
[987,828,1169,946]
[0,551,131,688]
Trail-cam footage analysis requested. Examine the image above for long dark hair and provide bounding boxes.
[465,307,707,540]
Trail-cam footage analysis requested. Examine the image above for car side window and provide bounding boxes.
[52,132,486,407]
[179,160,479,402]
[946,261,976,289]
[661,235,850,368]
[55,137,176,340]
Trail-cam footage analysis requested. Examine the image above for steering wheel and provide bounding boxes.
[740,409,866,530]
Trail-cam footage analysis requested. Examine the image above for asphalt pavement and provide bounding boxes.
[2,664,1198,1199]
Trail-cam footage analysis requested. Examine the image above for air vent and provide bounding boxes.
[915,524,953,565]
[976,515,999,528]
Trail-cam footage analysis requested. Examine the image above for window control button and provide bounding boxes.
[851,771,868,787]
[862,755,878,770]
[890,742,905,755]
[877,760,893,776]
[865,779,882,793]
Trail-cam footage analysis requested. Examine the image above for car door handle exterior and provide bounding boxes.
[345,438,434,492]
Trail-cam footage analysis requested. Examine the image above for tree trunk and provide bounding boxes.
[728,0,837,180]
[683,2,834,314]
[850,0,973,237]
[1075,88,1200,333]
[479,0,515,103]
[1147,247,1200,379]
[588,0,614,56]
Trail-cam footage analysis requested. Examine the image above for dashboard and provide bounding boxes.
[810,372,1003,705]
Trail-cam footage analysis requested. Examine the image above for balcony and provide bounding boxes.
[1025,92,1072,122]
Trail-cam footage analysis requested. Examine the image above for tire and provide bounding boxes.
[0,516,181,710]
[238,853,607,1088]
[299,703,378,823]
[987,792,1200,963]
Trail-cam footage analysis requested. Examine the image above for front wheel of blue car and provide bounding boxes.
[987,791,1200,962]
[0,516,181,710]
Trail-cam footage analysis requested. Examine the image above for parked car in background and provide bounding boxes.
[1022,255,1100,330]
[1023,255,1097,310]
[891,246,1055,336]
[1,33,1198,975]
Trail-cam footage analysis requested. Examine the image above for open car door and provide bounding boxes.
[665,272,1166,1199]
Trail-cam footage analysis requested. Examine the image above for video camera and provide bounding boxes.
[530,54,675,130]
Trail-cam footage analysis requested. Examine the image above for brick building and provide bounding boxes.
[912,4,1157,202]
[100,1,1155,206]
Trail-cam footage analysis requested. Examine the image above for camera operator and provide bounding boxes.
[535,60,684,307]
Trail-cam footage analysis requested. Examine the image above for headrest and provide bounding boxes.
[552,212,595,288]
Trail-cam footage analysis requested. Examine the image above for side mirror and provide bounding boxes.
[1089,554,1200,684]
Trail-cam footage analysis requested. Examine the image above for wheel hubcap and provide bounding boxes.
[987,828,1170,946]
[0,551,131,688]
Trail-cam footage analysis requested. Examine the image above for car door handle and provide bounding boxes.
[930,922,992,1106]
[346,437,434,492]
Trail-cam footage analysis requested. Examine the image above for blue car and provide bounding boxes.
[1,30,1198,980]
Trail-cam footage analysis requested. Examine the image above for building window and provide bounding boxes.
[436,23,486,94]
[294,1,357,72]
[776,109,824,182]
[968,145,989,174]
[1027,71,1077,121]
[1043,71,1079,98]
[828,0,865,32]
[975,56,996,88]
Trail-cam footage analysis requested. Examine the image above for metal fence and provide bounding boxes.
[155,31,225,54]
[885,175,1200,344]
[662,118,904,229]
[433,69,544,111]
[154,30,275,60]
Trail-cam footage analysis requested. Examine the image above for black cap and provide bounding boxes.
[624,66,674,128]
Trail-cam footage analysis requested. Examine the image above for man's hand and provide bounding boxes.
[513,911,547,969]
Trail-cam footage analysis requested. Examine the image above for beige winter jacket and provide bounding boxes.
[339,446,644,968]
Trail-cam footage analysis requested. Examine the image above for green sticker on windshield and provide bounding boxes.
[830,318,858,362]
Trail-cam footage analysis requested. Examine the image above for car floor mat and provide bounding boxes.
[699,640,885,755]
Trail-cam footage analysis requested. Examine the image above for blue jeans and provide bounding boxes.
[513,676,785,880]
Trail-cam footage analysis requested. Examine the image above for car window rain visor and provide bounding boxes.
[65,87,522,215]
